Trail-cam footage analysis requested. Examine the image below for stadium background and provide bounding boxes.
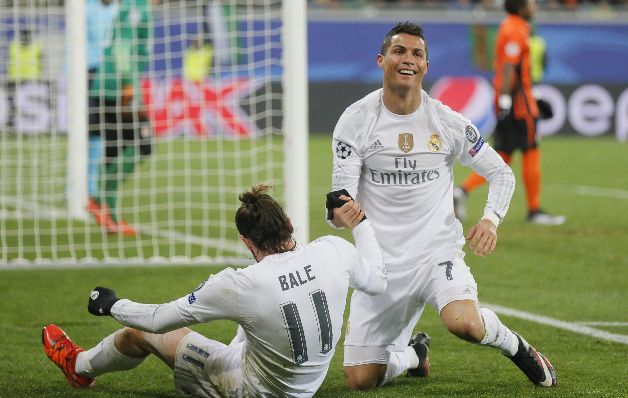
[2,5,628,140]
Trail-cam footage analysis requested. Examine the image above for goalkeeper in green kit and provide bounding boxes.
[88,0,159,236]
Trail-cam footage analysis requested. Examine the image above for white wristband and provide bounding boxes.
[498,94,512,111]
[481,212,501,228]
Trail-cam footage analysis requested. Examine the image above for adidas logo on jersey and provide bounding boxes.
[366,139,384,152]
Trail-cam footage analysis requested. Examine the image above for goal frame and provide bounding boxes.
[10,0,309,266]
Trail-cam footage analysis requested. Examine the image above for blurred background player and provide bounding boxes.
[86,0,119,214]
[88,0,158,236]
[183,34,213,83]
[529,28,554,121]
[43,185,387,397]
[453,0,566,225]
[8,27,42,83]
[7,27,42,128]
[529,29,546,85]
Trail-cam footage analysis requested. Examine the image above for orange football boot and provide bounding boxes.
[87,198,117,232]
[110,219,137,237]
[42,324,95,388]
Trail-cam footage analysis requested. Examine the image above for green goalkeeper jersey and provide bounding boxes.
[91,0,153,101]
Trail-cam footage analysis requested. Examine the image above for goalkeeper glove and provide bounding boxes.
[88,287,119,316]
[326,189,366,222]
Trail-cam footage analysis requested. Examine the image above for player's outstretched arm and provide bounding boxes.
[87,286,195,334]
[350,219,387,295]
[466,219,498,257]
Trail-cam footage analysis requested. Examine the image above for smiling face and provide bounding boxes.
[377,33,429,97]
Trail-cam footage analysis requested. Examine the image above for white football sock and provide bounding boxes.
[479,307,519,356]
[75,331,145,377]
[405,345,420,369]
[379,349,414,386]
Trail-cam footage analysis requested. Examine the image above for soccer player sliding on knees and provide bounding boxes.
[43,185,388,397]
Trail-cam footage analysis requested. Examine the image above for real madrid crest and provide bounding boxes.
[428,133,442,152]
[398,133,414,153]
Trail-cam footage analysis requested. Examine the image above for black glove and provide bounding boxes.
[326,189,366,222]
[88,287,119,316]
[326,189,351,220]
[536,99,553,120]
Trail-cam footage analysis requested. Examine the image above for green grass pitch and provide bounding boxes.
[1,134,627,397]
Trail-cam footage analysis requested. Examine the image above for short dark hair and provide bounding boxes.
[381,22,428,59]
[235,184,293,253]
[504,0,527,14]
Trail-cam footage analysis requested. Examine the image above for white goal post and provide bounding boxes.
[0,0,308,267]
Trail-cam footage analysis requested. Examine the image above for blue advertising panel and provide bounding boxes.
[307,20,628,139]
[308,21,628,85]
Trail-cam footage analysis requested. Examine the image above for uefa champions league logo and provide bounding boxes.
[336,141,352,159]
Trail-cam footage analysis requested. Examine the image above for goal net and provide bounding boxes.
[0,0,308,267]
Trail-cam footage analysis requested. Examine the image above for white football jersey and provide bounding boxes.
[332,89,514,266]
[111,221,386,397]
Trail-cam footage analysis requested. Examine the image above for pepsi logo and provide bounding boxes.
[429,76,496,137]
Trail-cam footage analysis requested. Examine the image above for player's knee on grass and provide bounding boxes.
[344,364,386,390]
[440,300,485,343]
[445,316,485,343]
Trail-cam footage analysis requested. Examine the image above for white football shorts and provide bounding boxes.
[344,251,478,366]
[173,331,249,398]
